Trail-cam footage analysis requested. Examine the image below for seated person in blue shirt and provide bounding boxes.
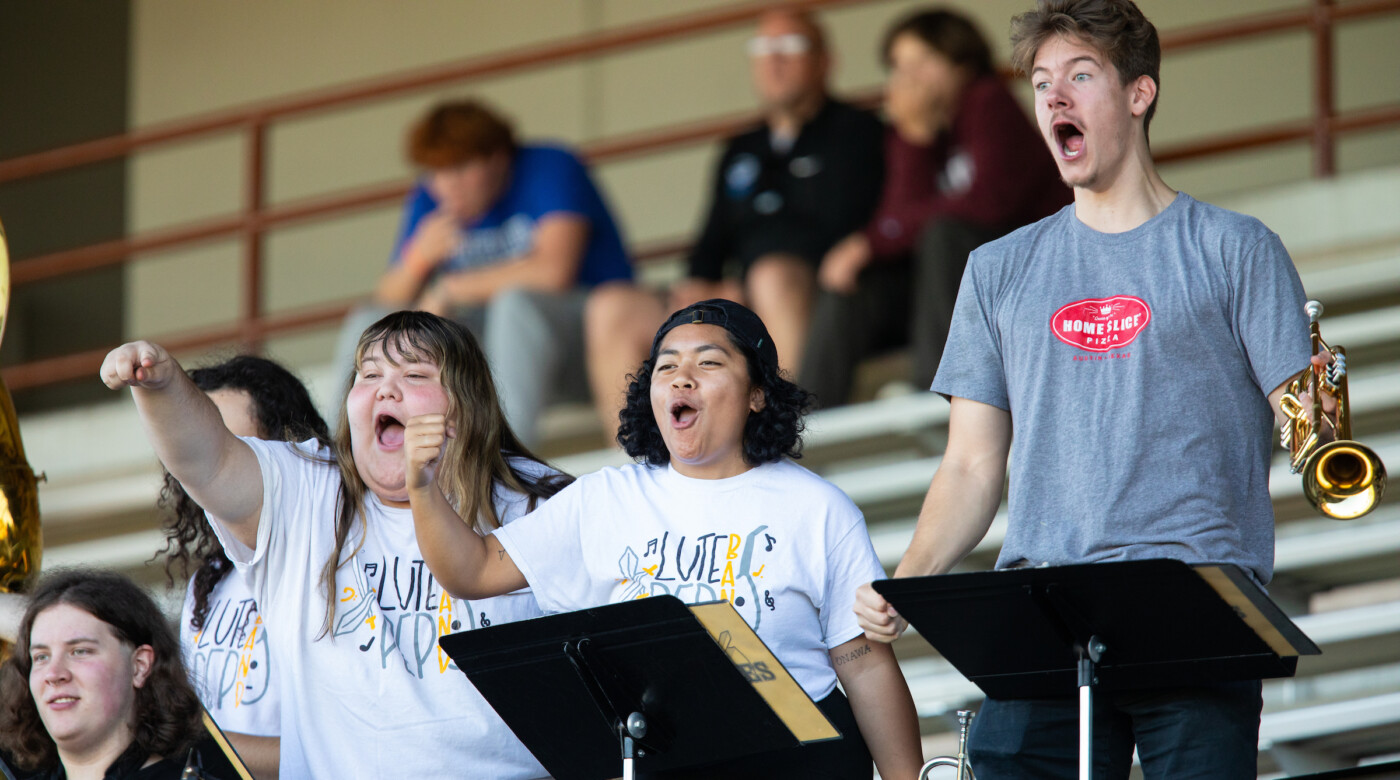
[337,99,633,446]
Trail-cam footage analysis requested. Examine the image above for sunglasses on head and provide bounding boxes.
[746,33,812,58]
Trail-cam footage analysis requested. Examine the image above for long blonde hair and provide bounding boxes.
[319,311,570,637]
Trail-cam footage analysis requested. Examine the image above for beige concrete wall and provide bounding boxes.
[124,0,1400,367]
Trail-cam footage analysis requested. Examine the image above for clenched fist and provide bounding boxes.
[100,341,180,391]
[404,413,455,492]
[853,582,908,643]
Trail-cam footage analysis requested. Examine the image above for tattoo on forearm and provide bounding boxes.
[497,549,505,560]
[833,642,872,666]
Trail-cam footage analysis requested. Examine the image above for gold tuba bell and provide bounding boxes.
[1279,300,1387,520]
[0,218,44,652]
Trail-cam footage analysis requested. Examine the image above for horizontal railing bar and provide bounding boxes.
[1154,121,1314,164]
[4,230,696,389]
[4,0,1395,186]
[2,300,356,390]
[0,0,866,184]
[1159,0,1400,51]
[12,98,1396,285]
[1332,102,1400,134]
[5,0,1400,392]
[584,87,882,162]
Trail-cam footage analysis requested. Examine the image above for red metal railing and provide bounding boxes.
[2,0,1398,390]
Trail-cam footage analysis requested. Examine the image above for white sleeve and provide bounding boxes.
[820,505,888,649]
[492,477,595,614]
[204,438,335,618]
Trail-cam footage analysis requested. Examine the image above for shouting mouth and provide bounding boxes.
[376,413,406,448]
[669,400,699,429]
[1053,120,1085,160]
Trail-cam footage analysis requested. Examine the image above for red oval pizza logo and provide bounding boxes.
[1050,295,1151,352]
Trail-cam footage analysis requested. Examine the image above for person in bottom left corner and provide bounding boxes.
[0,569,207,780]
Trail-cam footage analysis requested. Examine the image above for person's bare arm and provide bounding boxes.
[374,210,459,306]
[830,635,924,780]
[817,233,873,295]
[403,414,527,599]
[100,342,263,550]
[855,397,1011,642]
[421,214,589,309]
[223,734,278,780]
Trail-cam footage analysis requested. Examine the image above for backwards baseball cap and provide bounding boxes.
[650,298,779,373]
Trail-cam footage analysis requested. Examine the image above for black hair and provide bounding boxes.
[156,355,331,631]
[617,330,812,466]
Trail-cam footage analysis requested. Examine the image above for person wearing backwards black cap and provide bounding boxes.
[403,300,923,779]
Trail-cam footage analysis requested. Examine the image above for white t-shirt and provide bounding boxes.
[210,438,551,780]
[494,460,885,700]
[180,572,279,737]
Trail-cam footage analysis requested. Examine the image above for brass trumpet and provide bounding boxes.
[919,709,975,780]
[0,218,44,654]
[1279,300,1386,520]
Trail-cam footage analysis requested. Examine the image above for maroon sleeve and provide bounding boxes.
[863,77,1067,258]
[861,130,941,260]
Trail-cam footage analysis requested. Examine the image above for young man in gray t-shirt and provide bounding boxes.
[855,1,1313,777]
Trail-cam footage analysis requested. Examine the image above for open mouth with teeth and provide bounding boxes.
[1054,120,1085,160]
[669,400,699,428]
[376,413,406,448]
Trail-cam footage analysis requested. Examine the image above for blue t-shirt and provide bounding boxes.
[391,144,632,288]
[933,193,1310,585]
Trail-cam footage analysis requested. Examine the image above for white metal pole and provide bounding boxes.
[1079,670,1093,780]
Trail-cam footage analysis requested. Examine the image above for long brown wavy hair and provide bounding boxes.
[320,311,570,636]
[0,569,204,772]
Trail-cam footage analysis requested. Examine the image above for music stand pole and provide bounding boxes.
[620,712,646,780]
[1078,636,1106,780]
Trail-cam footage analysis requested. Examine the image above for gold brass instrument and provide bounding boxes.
[1279,300,1387,520]
[918,709,975,780]
[0,219,44,654]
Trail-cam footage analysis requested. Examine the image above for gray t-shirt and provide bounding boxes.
[933,192,1310,584]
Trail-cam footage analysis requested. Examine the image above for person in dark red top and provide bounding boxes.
[801,8,1071,407]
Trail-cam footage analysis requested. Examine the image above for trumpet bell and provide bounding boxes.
[1303,440,1387,520]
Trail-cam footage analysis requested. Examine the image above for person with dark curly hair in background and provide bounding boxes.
[0,569,205,780]
[156,355,331,780]
[403,300,924,779]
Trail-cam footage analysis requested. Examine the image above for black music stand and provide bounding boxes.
[876,559,1320,780]
[439,595,839,780]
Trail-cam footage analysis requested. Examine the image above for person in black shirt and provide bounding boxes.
[675,8,884,376]
[585,8,884,441]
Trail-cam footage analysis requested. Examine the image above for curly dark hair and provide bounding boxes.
[0,569,204,772]
[617,330,813,467]
[155,355,331,632]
